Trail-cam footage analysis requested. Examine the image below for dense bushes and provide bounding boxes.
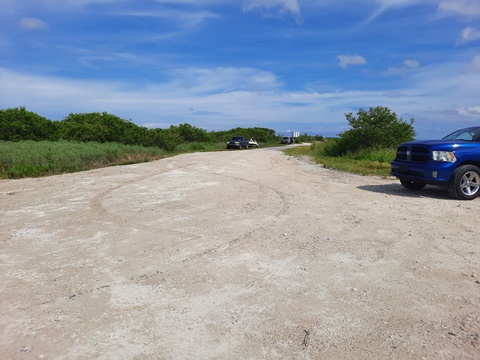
[0,107,281,151]
[0,107,57,141]
[58,112,151,146]
[325,106,415,156]
[296,133,324,143]
[1,106,413,156]
[208,127,278,144]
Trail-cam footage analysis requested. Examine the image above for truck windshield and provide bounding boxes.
[443,128,480,142]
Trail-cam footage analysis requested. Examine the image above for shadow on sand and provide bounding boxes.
[357,183,456,201]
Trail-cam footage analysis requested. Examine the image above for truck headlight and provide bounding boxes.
[432,151,457,162]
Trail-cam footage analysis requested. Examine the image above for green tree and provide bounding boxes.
[177,123,208,142]
[331,106,415,156]
[149,128,184,151]
[0,107,56,141]
[57,112,150,146]
[208,127,278,143]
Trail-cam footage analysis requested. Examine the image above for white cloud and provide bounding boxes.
[459,106,480,117]
[170,67,281,93]
[385,59,420,75]
[78,52,138,69]
[461,26,480,43]
[337,54,367,69]
[348,0,480,23]
[361,0,419,22]
[470,55,480,72]
[404,59,420,68]
[116,9,218,27]
[242,0,303,24]
[1,60,480,138]
[0,66,282,119]
[18,17,49,30]
[438,0,480,17]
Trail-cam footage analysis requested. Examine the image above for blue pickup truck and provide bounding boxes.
[390,126,480,200]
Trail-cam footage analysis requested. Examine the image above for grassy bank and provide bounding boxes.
[284,141,395,177]
[1,140,396,179]
[0,139,286,179]
[0,141,171,178]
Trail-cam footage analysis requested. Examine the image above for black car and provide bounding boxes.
[227,136,247,149]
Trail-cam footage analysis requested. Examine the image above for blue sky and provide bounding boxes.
[1,0,480,138]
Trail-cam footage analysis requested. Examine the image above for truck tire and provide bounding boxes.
[400,180,426,190]
[447,165,480,200]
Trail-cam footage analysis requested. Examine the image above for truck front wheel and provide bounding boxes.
[448,165,480,200]
[400,180,426,190]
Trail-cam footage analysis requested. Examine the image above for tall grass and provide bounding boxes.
[0,141,169,178]
[1,140,397,179]
[285,141,396,176]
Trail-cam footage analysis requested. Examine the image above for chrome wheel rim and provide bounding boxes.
[460,171,480,196]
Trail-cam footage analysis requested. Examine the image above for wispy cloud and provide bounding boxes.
[2,0,480,139]
[385,59,420,75]
[438,0,480,17]
[459,106,480,117]
[1,58,479,137]
[460,26,480,43]
[363,0,419,23]
[115,9,218,27]
[470,55,480,72]
[337,55,367,69]
[404,59,420,68]
[78,52,139,70]
[242,0,303,24]
[18,17,49,30]
[170,67,282,93]
[359,0,480,23]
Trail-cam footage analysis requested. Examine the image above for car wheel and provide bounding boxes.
[447,165,480,200]
[245,143,249,149]
[400,180,426,190]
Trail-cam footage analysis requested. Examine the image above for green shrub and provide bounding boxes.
[331,106,416,156]
[0,107,57,141]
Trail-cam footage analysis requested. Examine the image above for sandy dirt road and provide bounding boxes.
[1,146,479,359]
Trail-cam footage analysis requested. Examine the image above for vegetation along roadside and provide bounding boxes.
[284,142,395,177]
[285,106,415,177]
[0,106,415,179]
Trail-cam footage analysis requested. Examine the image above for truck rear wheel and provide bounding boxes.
[448,165,480,200]
[400,180,426,190]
